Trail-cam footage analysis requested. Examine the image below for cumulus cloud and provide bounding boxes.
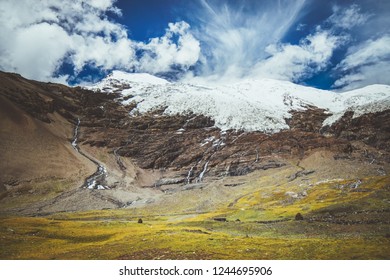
[252,31,344,82]
[0,0,388,90]
[0,0,200,83]
[0,0,133,82]
[334,35,390,90]
[0,22,72,82]
[137,22,200,74]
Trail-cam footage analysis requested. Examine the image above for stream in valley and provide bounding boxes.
[71,118,109,189]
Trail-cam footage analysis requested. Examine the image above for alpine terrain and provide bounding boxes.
[0,70,389,259]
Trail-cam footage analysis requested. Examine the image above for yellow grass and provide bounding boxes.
[1,175,389,259]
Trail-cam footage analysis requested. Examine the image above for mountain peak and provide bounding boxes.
[87,71,390,132]
[108,70,169,85]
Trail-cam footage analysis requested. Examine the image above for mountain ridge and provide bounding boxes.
[87,70,390,132]
[0,70,389,216]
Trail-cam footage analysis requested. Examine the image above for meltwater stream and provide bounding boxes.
[71,118,109,190]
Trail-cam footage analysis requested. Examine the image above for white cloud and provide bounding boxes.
[337,35,390,70]
[327,4,370,30]
[327,2,390,90]
[4,22,72,81]
[70,35,136,72]
[187,1,373,86]
[0,0,388,91]
[89,0,121,13]
[191,0,307,80]
[138,22,200,74]
[0,0,200,83]
[246,3,373,84]
[251,31,343,82]
[0,0,132,82]
[334,35,390,90]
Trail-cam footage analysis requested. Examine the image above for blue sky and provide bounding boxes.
[0,0,389,90]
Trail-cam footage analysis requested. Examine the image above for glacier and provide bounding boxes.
[87,70,390,132]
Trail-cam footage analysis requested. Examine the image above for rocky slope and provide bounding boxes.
[86,71,390,178]
[0,70,389,215]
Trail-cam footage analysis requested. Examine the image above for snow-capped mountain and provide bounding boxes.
[88,71,390,132]
[1,70,390,218]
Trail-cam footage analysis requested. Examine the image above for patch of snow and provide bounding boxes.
[108,71,169,85]
[212,138,225,148]
[87,71,390,132]
[200,136,215,146]
[85,70,169,93]
[87,180,96,189]
[323,85,390,126]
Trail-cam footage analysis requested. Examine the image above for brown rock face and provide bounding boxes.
[324,110,390,153]
[286,106,331,132]
[314,108,389,166]
[77,98,386,187]
[0,70,389,211]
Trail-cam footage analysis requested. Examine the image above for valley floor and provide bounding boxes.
[1,169,389,260]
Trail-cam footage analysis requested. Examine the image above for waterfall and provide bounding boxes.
[71,118,80,151]
[198,161,209,182]
[186,166,194,184]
